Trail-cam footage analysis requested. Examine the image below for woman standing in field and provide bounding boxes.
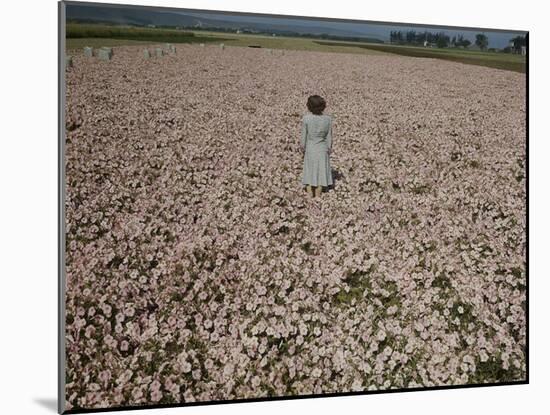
[301,95,333,197]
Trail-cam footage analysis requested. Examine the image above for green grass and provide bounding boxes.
[315,41,526,73]
[66,37,168,50]
[66,23,228,50]
[185,30,388,55]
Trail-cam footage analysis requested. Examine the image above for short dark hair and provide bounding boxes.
[307,95,326,115]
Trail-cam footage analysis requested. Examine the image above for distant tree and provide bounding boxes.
[429,32,435,43]
[510,35,526,53]
[475,33,489,50]
[455,35,471,48]
[435,32,450,48]
[406,30,417,44]
[396,30,404,44]
[451,35,456,47]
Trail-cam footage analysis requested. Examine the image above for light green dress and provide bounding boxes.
[301,113,333,187]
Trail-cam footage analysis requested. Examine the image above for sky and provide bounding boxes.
[66,3,527,49]
[178,10,526,48]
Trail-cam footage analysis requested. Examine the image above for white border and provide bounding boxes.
[1,1,548,415]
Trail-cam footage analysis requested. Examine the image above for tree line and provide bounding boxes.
[389,30,485,48]
[504,35,527,53]
[389,30,526,52]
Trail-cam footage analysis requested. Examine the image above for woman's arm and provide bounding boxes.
[301,116,307,150]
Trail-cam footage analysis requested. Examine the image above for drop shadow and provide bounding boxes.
[34,398,57,413]
[326,167,345,192]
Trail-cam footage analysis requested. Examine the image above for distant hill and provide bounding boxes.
[66,4,384,42]
[67,5,206,27]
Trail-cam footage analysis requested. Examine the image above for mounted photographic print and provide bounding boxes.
[58,1,528,413]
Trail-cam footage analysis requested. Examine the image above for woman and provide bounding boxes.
[300,95,333,197]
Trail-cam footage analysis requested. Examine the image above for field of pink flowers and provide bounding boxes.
[64,43,526,410]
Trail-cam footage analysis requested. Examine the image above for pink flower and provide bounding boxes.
[150,389,162,402]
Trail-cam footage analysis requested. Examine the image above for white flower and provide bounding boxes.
[181,361,192,373]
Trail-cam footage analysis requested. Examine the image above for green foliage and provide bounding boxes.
[334,267,374,305]
[455,35,471,48]
[469,354,525,383]
[66,23,227,45]
[410,184,431,195]
[431,273,453,291]
[436,36,449,48]
[475,33,489,50]
[300,241,314,255]
[509,35,527,53]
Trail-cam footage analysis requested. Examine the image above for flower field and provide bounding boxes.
[64,43,527,410]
